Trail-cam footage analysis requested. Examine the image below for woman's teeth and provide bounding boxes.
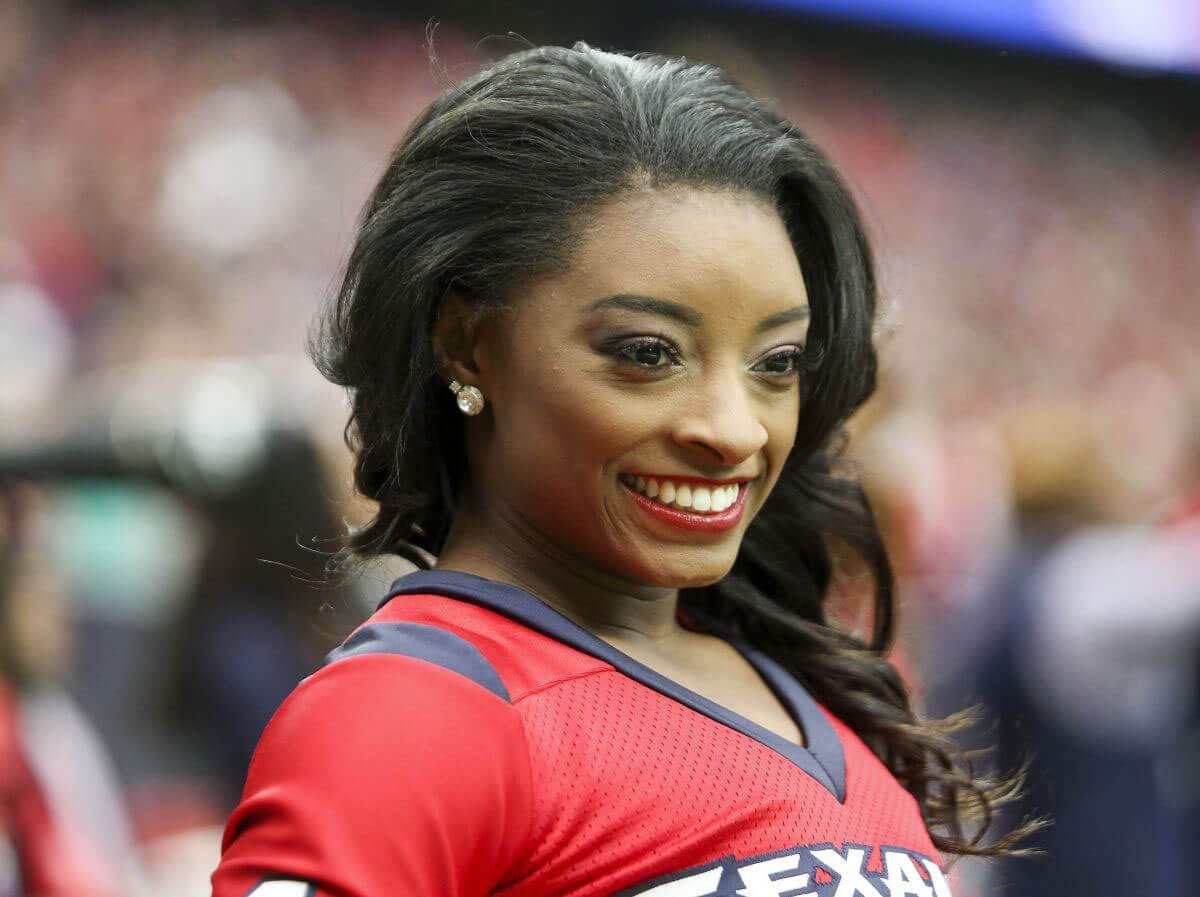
[621,475,740,514]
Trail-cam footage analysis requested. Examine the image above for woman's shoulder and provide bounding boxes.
[339,589,612,704]
[215,594,538,897]
[252,600,533,780]
[236,592,552,787]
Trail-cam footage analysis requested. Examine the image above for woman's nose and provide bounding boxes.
[670,375,769,466]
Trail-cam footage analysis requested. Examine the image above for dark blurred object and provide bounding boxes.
[924,406,1200,897]
[161,425,351,808]
[0,361,357,812]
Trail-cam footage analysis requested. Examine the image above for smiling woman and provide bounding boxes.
[435,189,813,593]
[211,43,1034,897]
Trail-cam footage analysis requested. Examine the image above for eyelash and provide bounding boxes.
[606,336,808,379]
[754,347,807,377]
[609,336,684,369]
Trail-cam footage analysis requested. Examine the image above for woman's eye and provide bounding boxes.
[613,338,679,369]
[753,347,805,376]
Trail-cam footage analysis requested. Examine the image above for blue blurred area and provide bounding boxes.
[713,0,1200,71]
[723,0,1060,49]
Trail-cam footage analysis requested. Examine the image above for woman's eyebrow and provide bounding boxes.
[583,294,703,327]
[755,306,810,333]
[584,294,809,333]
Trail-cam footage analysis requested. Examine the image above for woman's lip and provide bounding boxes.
[621,472,756,487]
[619,479,749,533]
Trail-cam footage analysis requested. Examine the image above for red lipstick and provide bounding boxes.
[620,478,749,532]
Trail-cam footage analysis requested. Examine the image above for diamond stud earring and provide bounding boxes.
[448,380,485,416]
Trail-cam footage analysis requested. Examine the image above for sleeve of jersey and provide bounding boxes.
[210,653,534,897]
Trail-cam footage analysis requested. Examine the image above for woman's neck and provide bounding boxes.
[434,498,682,644]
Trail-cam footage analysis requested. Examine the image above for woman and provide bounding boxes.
[212,43,1030,897]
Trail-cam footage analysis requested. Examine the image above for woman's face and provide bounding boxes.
[468,187,810,589]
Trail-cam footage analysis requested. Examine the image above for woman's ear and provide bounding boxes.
[432,289,484,387]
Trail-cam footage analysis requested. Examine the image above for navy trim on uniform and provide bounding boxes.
[324,621,511,702]
[735,643,847,801]
[381,569,848,802]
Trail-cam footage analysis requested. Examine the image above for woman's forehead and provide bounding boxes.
[525,187,809,323]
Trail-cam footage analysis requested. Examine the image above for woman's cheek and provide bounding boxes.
[765,398,800,460]
[513,395,633,526]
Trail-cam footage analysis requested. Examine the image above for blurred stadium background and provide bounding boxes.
[1,1,1197,895]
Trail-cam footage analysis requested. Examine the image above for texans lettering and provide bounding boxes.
[625,845,953,897]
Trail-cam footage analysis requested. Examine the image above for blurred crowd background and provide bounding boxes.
[0,1,1197,895]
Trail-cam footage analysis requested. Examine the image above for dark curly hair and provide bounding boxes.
[310,42,1036,857]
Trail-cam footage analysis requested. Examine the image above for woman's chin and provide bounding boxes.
[620,548,737,590]
[665,570,731,590]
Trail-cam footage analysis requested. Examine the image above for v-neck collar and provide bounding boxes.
[382,569,847,803]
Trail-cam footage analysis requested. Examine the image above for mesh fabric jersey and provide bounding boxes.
[212,570,952,897]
